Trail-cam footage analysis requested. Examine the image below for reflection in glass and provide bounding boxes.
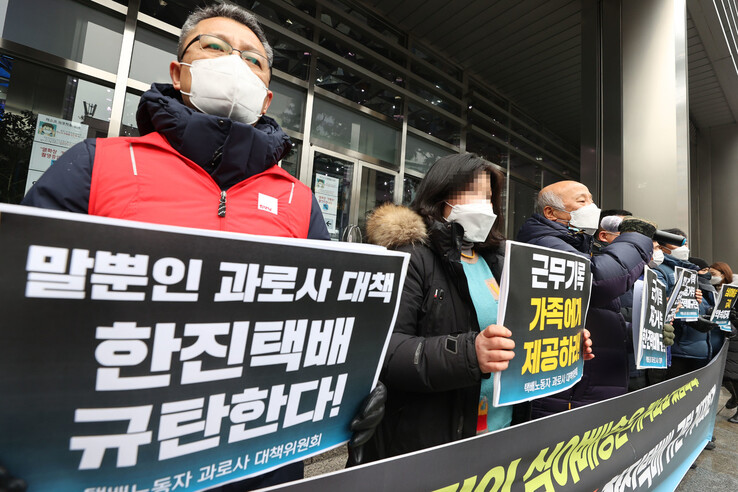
[466,132,507,168]
[312,152,353,241]
[402,174,421,206]
[263,26,311,80]
[268,79,305,133]
[281,142,301,178]
[407,103,460,146]
[311,97,398,163]
[404,133,453,174]
[510,179,538,241]
[315,57,403,119]
[130,28,178,84]
[0,57,112,204]
[0,0,124,73]
[122,93,141,137]
[357,167,395,236]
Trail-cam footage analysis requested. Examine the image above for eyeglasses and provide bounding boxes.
[179,34,270,70]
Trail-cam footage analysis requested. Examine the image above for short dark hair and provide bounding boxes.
[178,4,273,66]
[411,153,506,247]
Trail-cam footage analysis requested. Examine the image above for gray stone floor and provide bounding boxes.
[303,388,738,488]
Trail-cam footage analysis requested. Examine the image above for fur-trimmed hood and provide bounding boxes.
[366,203,427,249]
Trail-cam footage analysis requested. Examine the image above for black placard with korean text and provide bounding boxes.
[0,204,409,492]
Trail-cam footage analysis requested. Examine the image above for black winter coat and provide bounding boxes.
[361,204,529,461]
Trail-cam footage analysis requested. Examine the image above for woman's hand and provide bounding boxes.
[582,328,595,360]
[475,324,515,373]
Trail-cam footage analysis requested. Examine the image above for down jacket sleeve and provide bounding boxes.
[589,232,652,308]
[21,139,96,212]
[381,244,483,393]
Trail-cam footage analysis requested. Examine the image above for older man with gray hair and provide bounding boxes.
[517,180,655,418]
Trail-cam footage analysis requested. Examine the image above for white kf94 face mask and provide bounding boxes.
[445,200,498,243]
[181,55,268,125]
[559,203,601,236]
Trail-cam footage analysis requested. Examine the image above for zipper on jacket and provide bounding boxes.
[218,190,227,217]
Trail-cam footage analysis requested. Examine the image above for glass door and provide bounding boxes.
[356,163,396,236]
[310,149,356,241]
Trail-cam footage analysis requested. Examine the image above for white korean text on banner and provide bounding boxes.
[710,283,738,333]
[0,204,409,492]
[493,241,592,406]
[666,267,699,322]
[25,114,89,194]
[263,343,728,492]
[632,267,668,369]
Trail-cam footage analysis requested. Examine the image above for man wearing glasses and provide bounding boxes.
[21,3,386,491]
[22,3,330,241]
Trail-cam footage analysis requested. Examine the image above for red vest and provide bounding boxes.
[89,132,312,238]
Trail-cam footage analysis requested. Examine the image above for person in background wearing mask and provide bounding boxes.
[516,181,653,418]
[710,262,738,423]
[592,209,631,255]
[22,4,329,240]
[19,4,385,490]
[356,154,594,462]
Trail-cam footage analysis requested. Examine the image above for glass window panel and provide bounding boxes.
[136,0,191,27]
[130,27,178,84]
[268,79,305,132]
[357,166,395,236]
[121,92,141,137]
[315,57,403,119]
[407,103,460,146]
[312,152,353,241]
[402,174,421,206]
[324,0,406,47]
[409,63,461,99]
[510,179,538,241]
[0,56,112,204]
[466,132,508,168]
[318,32,404,88]
[509,152,540,183]
[263,26,311,80]
[0,0,124,73]
[404,133,453,175]
[311,96,398,163]
[241,1,314,39]
[411,43,461,81]
[280,141,301,178]
[408,82,460,115]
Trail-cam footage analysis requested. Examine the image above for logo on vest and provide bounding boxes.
[258,193,279,215]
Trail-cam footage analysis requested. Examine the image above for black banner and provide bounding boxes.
[0,204,409,491]
[266,345,728,492]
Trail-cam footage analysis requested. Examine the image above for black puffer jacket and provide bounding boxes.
[726,307,738,381]
[359,204,528,461]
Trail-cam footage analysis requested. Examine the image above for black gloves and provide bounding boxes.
[689,315,720,333]
[663,323,675,346]
[0,466,26,492]
[618,217,657,239]
[347,381,387,465]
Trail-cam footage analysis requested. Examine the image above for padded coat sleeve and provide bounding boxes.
[21,139,96,213]
[381,246,482,393]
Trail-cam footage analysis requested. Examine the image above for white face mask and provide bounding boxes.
[652,249,664,266]
[181,55,268,125]
[670,245,690,261]
[445,200,497,243]
[709,275,723,285]
[556,203,601,235]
